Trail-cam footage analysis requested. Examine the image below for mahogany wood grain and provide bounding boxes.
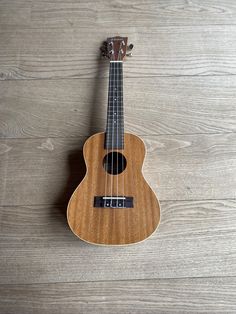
[67,132,160,245]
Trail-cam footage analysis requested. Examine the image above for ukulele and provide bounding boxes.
[67,36,160,245]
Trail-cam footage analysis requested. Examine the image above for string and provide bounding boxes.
[104,44,113,205]
[104,61,110,204]
[121,61,125,208]
[117,42,123,207]
[116,43,124,208]
[116,50,119,205]
[110,51,115,204]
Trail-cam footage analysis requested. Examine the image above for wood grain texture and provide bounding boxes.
[2,0,236,30]
[1,277,236,314]
[1,133,236,206]
[1,199,236,284]
[1,25,236,80]
[67,133,160,245]
[1,75,236,138]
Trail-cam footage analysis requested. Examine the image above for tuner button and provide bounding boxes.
[126,52,132,57]
[128,44,134,50]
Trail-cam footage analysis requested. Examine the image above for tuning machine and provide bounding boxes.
[126,43,134,57]
[100,41,109,59]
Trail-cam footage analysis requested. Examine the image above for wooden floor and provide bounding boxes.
[1,0,236,313]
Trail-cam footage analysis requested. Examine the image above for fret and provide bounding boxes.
[107,111,123,113]
[108,101,123,103]
[106,125,124,128]
[105,136,124,138]
[108,95,122,97]
[106,139,124,141]
[107,105,123,108]
[107,109,123,111]
[106,124,124,127]
[107,111,124,114]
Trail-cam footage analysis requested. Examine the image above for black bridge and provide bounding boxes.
[94,196,133,208]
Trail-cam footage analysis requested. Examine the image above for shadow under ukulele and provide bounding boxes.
[54,51,109,218]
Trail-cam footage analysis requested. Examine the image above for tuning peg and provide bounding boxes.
[100,42,109,59]
[126,52,132,57]
[101,52,109,59]
[100,41,108,52]
[127,44,134,51]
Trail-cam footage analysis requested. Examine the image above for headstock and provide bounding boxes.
[100,36,133,61]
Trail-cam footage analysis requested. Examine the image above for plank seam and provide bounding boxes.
[0,275,236,287]
[1,131,236,141]
[2,73,236,82]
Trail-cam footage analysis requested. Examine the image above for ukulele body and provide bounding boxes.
[67,132,160,245]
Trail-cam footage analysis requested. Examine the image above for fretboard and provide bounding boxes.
[105,61,124,149]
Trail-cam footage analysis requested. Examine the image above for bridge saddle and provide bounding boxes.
[94,196,133,208]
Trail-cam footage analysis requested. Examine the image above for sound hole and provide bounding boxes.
[103,152,127,175]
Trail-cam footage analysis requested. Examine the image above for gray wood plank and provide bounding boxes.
[1,76,236,138]
[1,25,236,80]
[1,277,236,314]
[2,0,236,29]
[0,0,31,29]
[1,200,236,284]
[1,134,236,206]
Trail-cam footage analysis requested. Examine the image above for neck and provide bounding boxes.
[105,61,124,149]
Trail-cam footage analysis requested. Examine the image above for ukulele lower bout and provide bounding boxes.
[67,132,160,246]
